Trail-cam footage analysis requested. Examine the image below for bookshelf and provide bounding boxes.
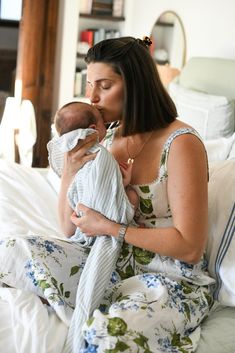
[74,0,125,99]
[80,13,125,21]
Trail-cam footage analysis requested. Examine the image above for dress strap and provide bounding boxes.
[159,128,205,178]
[102,127,116,149]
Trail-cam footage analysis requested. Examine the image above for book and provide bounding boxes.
[92,0,113,16]
[74,71,82,97]
[93,0,113,3]
[80,69,88,96]
[112,0,124,17]
[79,0,93,14]
[98,27,105,42]
[80,30,94,47]
[105,29,120,39]
[87,28,100,45]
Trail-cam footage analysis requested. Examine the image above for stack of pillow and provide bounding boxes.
[168,75,235,309]
[168,82,235,162]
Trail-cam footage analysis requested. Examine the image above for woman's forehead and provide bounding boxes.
[87,62,120,81]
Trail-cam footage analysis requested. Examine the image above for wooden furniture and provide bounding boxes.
[16,0,58,167]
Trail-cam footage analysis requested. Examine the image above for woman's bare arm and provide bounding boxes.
[58,171,76,237]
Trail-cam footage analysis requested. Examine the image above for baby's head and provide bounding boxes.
[54,101,106,141]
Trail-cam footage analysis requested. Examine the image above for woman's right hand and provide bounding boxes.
[62,132,99,179]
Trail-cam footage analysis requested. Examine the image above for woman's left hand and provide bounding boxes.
[71,204,113,237]
[119,161,133,187]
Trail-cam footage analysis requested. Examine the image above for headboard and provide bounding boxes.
[170,57,235,160]
[176,57,235,102]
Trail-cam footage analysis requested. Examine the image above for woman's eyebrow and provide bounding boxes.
[87,78,112,83]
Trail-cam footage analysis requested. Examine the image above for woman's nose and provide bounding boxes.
[88,87,100,104]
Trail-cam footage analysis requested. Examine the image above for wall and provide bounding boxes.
[52,0,79,113]
[124,0,235,61]
[52,0,235,113]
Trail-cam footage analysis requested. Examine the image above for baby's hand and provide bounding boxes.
[119,160,133,186]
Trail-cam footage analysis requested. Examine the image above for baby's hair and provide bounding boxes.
[55,101,97,136]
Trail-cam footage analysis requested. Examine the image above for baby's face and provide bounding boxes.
[91,106,107,142]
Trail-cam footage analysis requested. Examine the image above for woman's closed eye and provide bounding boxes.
[87,79,112,90]
[101,82,112,89]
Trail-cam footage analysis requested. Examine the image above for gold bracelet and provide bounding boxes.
[117,224,128,243]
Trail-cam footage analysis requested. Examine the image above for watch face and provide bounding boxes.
[118,225,127,242]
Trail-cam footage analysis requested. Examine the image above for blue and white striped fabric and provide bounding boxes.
[48,128,135,352]
[206,160,235,307]
[214,203,235,302]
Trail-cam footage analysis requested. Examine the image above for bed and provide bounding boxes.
[0,57,235,352]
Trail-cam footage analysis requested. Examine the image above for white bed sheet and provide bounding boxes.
[0,160,61,238]
[0,160,235,353]
[0,288,234,353]
[0,287,67,353]
[196,302,235,353]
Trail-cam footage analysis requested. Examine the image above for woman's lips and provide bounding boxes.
[96,107,104,117]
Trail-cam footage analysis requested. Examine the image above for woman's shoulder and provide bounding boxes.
[161,120,203,148]
[155,120,206,170]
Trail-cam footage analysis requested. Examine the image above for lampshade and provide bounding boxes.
[0,97,37,166]
[0,97,21,162]
[18,99,37,166]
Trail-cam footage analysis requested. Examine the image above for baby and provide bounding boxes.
[50,101,139,224]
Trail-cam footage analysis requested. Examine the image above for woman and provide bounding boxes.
[61,37,215,353]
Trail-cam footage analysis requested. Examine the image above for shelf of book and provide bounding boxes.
[74,0,125,99]
[80,13,125,22]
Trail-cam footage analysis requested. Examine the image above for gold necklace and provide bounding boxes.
[126,131,153,164]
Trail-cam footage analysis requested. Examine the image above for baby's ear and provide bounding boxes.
[89,124,97,130]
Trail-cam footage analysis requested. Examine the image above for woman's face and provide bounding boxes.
[86,62,124,124]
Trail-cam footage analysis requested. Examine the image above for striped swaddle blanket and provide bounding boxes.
[47,129,135,352]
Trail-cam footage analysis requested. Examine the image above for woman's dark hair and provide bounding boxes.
[85,36,177,136]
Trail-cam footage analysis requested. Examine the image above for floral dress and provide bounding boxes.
[81,127,215,353]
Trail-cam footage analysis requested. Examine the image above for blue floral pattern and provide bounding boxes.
[81,128,215,352]
[0,235,90,325]
[0,128,216,351]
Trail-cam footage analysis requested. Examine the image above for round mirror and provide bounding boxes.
[150,11,186,70]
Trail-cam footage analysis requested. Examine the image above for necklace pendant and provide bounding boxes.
[128,158,134,164]
[126,131,153,164]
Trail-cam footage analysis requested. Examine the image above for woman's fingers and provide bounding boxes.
[119,160,133,186]
[119,161,128,170]
[63,133,98,175]
[71,132,98,153]
[77,203,89,214]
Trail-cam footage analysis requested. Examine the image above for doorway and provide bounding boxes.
[0,0,21,122]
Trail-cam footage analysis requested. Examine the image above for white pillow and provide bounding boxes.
[0,160,61,237]
[228,139,235,160]
[46,167,61,194]
[204,133,235,162]
[0,160,89,325]
[169,82,235,140]
[207,160,235,306]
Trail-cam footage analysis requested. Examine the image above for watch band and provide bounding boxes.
[117,224,128,243]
